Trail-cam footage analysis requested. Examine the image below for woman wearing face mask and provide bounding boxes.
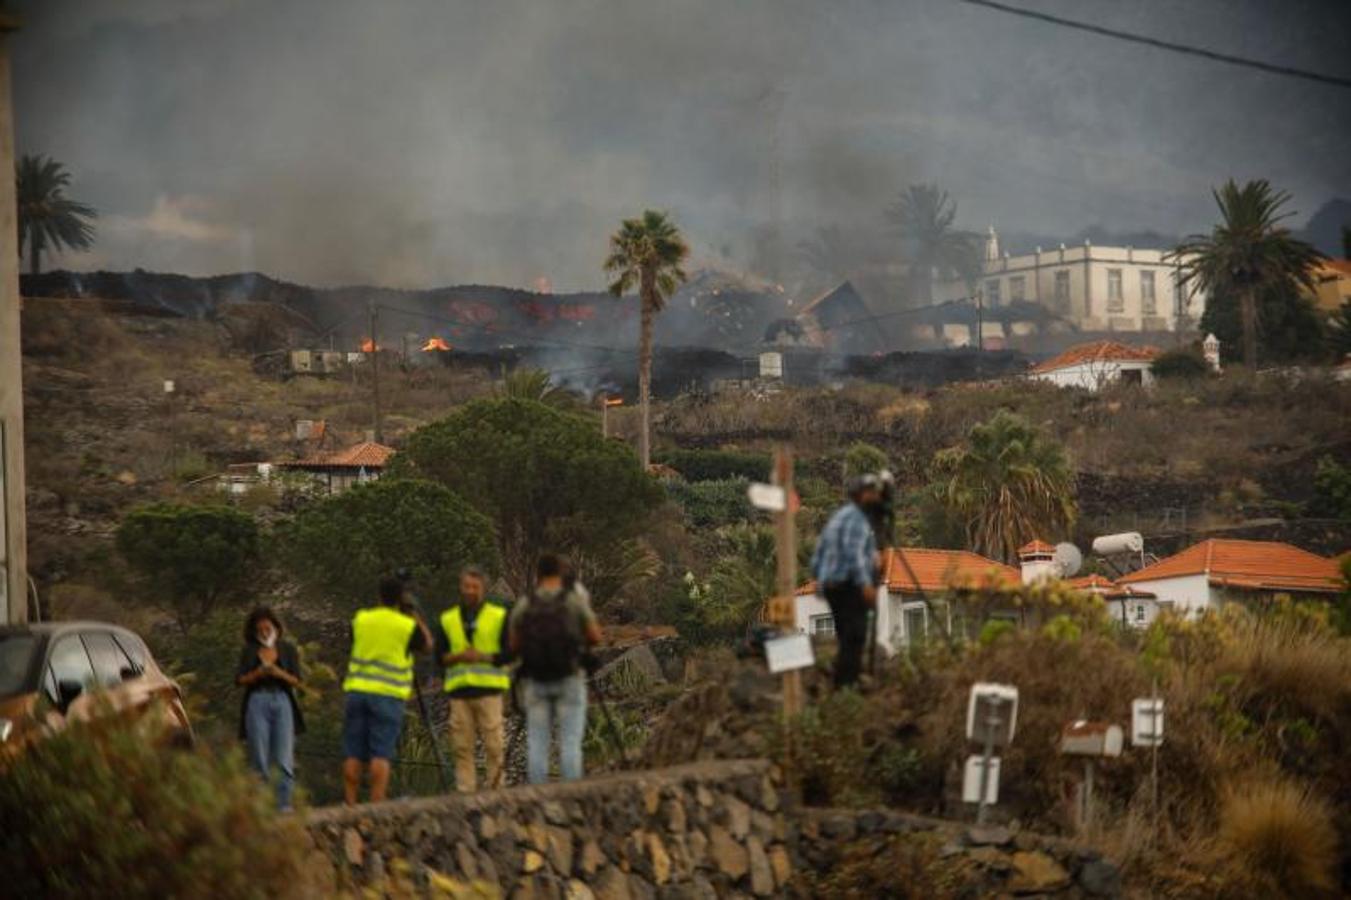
[236,606,305,811]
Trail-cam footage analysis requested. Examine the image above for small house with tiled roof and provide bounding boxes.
[1115,538,1343,616]
[1030,340,1160,391]
[278,440,395,494]
[794,547,1019,655]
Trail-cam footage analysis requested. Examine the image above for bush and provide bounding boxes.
[0,713,329,899]
[116,503,260,630]
[279,477,498,610]
[1311,455,1351,521]
[843,441,889,480]
[653,448,771,482]
[665,477,752,527]
[1151,348,1210,380]
[1215,779,1337,898]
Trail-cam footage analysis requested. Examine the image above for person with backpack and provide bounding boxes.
[508,554,602,784]
[436,565,511,792]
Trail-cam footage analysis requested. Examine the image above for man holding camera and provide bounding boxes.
[811,474,882,689]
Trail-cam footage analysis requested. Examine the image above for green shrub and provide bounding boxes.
[654,448,770,482]
[1151,348,1210,380]
[1310,455,1351,521]
[0,713,330,899]
[665,477,752,527]
[843,441,889,480]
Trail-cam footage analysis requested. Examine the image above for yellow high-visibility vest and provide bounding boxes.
[343,605,417,700]
[440,602,510,693]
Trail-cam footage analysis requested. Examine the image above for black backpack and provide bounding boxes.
[516,590,583,682]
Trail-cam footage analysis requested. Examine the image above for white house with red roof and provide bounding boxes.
[794,547,1019,654]
[1030,340,1161,391]
[1115,538,1343,616]
[277,440,395,494]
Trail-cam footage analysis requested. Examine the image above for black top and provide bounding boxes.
[433,600,514,700]
[236,640,305,741]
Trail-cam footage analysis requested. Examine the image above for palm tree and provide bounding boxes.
[16,154,97,275]
[604,210,689,469]
[1171,180,1324,369]
[885,184,980,306]
[935,410,1076,563]
[496,367,578,409]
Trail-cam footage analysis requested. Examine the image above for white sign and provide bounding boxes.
[1131,698,1164,747]
[163,379,176,394]
[764,633,814,674]
[962,755,1001,804]
[747,482,786,512]
[966,683,1019,746]
[1059,721,1124,757]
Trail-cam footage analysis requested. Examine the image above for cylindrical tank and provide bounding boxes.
[1092,532,1144,556]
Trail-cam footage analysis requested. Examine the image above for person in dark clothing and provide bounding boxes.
[810,475,882,689]
[236,607,305,811]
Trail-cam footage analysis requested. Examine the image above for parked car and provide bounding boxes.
[0,621,192,755]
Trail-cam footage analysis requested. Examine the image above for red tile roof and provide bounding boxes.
[1066,573,1155,600]
[1031,340,1161,374]
[798,548,1019,595]
[1117,539,1343,595]
[1018,540,1055,557]
[1316,259,1351,278]
[286,441,395,470]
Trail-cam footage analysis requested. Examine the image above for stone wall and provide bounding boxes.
[306,759,793,899]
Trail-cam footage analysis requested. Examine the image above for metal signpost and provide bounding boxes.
[1132,688,1165,843]
[965,683,1018,824]
[1059,721,1124,832]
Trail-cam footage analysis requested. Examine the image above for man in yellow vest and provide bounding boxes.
[341,576,433,804]
[436,566,511,791]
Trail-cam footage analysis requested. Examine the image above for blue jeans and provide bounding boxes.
[524,674,587,784]
[245,689,295,810]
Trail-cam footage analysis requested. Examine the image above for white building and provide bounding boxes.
[1115,539,1343,617]
[1030,340,1160,391]
[794,548,1019,655]
[935,228,1205,332]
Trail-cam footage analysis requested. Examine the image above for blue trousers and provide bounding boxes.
[524,674,587,784]
[245,690,296,810]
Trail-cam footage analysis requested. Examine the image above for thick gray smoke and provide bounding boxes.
[11,0,1350,291]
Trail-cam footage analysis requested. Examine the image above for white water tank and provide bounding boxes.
[1092,532,1144,556]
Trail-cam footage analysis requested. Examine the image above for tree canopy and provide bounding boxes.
[115,503,260,629]
[394,397,664,592]
[16,154,97,275]
[279,477,497,610]
[885,184,980,305]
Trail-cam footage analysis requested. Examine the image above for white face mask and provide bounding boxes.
[258,628,277,649]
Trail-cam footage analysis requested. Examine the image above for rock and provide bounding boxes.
[544,802,570,826]
[1012,832,1039,852]
[594,867,632,900]
[966,825,1013,847]
[1007,851,1071,894]
[967,846,1012,872]
[724,797,752,840]
[881,814,911,834]
[820,815,857,842]
[115,470,137,485]
[687,829,709,866]
[580,839,606,876]
[749,811,773,839]
[746,836,773,897]
[664,799,687,834]
[1079,859,1123,898]
[695,786,714,808]
[343,828,364,866]
[938,842,964,860]
[455,842,479,879]
[856,811,885,834]
[709,826,748,879]
[648,834,672,885]
[644,786,661,816]
[367,851,385,884]
[524,850,546,874]
[768,845,791,887]
[760,779,779,812]
[567,880,597,900]
[480,815,500,841]
[626,874,656,900]
[546,827,575,875]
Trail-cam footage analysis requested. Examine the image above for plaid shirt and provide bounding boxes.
[811,502,877,589]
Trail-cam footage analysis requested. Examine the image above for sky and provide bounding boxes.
[11,0,1351,291]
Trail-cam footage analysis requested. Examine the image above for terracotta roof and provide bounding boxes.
[1018,540,1055,557]
[1315,259,1351,278]
[798,548,1019,595]
[1031,340,1161,374]
[285,441,395,470]
[1117,539,1343,595]
[1066,573,1156,600]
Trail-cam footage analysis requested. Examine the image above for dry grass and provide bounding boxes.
[1214,779,1339,898]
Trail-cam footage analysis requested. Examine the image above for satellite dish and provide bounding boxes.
[1053,542,1083,577]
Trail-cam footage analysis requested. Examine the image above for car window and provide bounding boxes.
[0,634,39,697]
[112,633,149,671]
[48,635,97,693]
[82,632,135,688]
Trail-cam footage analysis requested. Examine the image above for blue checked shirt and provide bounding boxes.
[811,502,878,589]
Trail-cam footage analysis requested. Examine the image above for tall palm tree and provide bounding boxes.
[16,154,97,275]
[604,210,689,469]
[935,410,1076,563]
[496,366,578,409]
[1171,179,1324,369]
[885,184,980,306]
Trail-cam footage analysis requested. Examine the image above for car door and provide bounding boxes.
[44,634,99,726]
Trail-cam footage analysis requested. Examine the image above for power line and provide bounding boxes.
[959,0,1351,89]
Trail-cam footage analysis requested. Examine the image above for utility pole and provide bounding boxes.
[368,300,384,444]
[0,12,27,624]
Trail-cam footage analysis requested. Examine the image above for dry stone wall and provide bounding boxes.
[306,759,793,899]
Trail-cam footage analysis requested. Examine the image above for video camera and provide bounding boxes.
[395,567,422,616]
[865,469,897,550]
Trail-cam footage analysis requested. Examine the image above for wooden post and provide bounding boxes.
[368,300,384,444]
[773,445,802,719]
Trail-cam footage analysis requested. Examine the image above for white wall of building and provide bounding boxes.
[1106,597,1170,628]
[1033,359,1155,391]
[1120,574,1212,616]
[796,587,930,656]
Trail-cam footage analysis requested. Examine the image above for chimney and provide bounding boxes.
[1018,540,1057,584]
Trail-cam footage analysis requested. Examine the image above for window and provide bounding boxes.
[1140,270,1156,315]
[0,634,38,696]
[48,636,97,693]
[82,632,135,688]
[112,633,149,671]
[1107,269,1124,313]
[1009,276,1025,303]
[902,603,927,645]
[809,614,835,637]
[1133,604,1147,623]
[985,279,1001,307]
[1054,270,1071,311]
